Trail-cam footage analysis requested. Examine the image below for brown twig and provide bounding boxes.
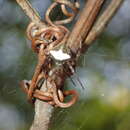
[16,0,46,26]
[84,0,124,47]
[30,82,54,130]
[66,0,105,54]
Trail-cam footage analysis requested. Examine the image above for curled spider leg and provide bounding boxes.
[84,0,124,46]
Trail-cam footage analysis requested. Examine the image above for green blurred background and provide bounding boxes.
[0,0,130,130]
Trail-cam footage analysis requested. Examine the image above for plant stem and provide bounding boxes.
[16,0,46,26]
[66,0,105,54]
[30,82,54,130]
[84,0,124,47]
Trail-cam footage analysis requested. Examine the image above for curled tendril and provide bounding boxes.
[45,0,79,26]
[26,22,69,53]
[20,79,78,108]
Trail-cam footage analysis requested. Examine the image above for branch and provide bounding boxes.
[30,82,54,130]
[84,0,124,47]
[16,0,46,26]
[15,1,53,130]
[66,0,105,54]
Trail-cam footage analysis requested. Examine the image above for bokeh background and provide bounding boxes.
[0,0,130,130]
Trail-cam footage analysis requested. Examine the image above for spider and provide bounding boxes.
[17,0,80,108]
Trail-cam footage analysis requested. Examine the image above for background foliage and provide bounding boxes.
[0,0,130,130]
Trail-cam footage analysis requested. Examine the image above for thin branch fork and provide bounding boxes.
[66,0,105,53]
[67,0,124,54]
[84,0,124,47]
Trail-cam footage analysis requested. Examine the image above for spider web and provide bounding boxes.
[0,0,130,130]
